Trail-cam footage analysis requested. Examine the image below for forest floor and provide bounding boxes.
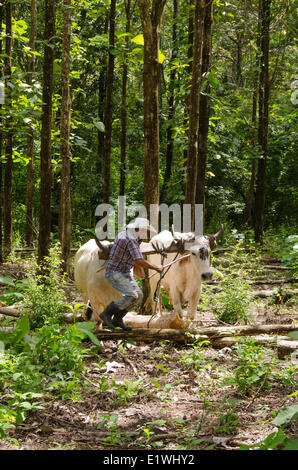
[0,243,297,451]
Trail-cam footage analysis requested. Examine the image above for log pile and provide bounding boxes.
[1,305,297,357]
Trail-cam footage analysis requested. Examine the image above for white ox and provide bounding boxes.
[74,239,121,322]
[147,226,223,320]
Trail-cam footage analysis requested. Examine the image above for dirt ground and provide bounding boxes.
[0,251,297,451]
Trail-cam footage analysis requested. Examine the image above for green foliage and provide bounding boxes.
[223,339,275,395]
[212,274,252,324]
[241,403,298,450]
[96,413,130,446]
[279,235,298,279]
[0,310,99,439]
[179,334,211,370]
[22,245,67,328]
[0,276,29,306]
[111,379,143,405]
[215,397,239,435]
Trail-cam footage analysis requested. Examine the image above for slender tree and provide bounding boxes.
[38,0,56,262]
[59,0,72,274]
[120,0,134,196]
[102,0,116,204]
[182,0,195,195]
[185,0,205,226]
[254,0,271,242]
[196,0,213,208]
[245,32,260,227]
[97,14,108,179]
[137,0,167,225]
[160,0,178,202]
[0,3,3,262]
[25,0,37,247]
[4,0,13,258]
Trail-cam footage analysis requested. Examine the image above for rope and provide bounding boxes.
[147,245,182,328]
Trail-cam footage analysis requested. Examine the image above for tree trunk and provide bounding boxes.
[102,0,116,204]
[137,0,167,315]
[38,0,56,263]
[119,0,132,196]
[245,100,257,227]
[254,0,271,243]
[185,0,205,226]
[25,0,37,248]
[0,3,3,262]
[196,0,213,207]
[96,14,108,178]
[160,0,178,203]
[245,12,261,227]
[138,0,167,225]
[4,0,13,259]
[59,0,72,275]
[182,0,195,196]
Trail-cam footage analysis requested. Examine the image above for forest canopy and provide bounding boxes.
[0,0,297,271]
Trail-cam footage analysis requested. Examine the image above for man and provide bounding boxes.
[99,218,164,331]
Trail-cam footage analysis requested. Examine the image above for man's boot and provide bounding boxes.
[112,304,132,331]
[99,302,116,329]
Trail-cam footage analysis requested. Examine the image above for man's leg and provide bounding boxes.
[100,272,143,330]
[104,272,142,309]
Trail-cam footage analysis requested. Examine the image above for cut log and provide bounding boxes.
[124,312,185,330]
[0,306,20,317]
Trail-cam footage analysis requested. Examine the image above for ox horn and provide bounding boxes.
[171,224,179,240]
[171,224,185,253]
[94,234,110,259]
[214,224,224,239]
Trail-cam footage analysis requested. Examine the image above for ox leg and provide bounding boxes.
[87,292,105,323]
[186,286,202,320]
[171,290,184,318]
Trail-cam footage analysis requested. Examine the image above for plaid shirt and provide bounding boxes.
[105,230,143,278]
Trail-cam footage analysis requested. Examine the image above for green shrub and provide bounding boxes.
[212,274,252,324]
[223,339,275,395]
[279,235,298,279]
[22,244,67,328]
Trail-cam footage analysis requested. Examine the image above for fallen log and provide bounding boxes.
[252,289,298,298]
[0,306,87,324]
[212,335,298,358]
[0,306,20,317]
[263,265,289,271]
[187,323,298,338]
[93,324,298,343]
[251,278,298,285]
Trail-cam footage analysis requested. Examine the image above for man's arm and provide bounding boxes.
[134,258,164,274]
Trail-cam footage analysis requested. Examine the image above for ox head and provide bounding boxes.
[171,225,224,281]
